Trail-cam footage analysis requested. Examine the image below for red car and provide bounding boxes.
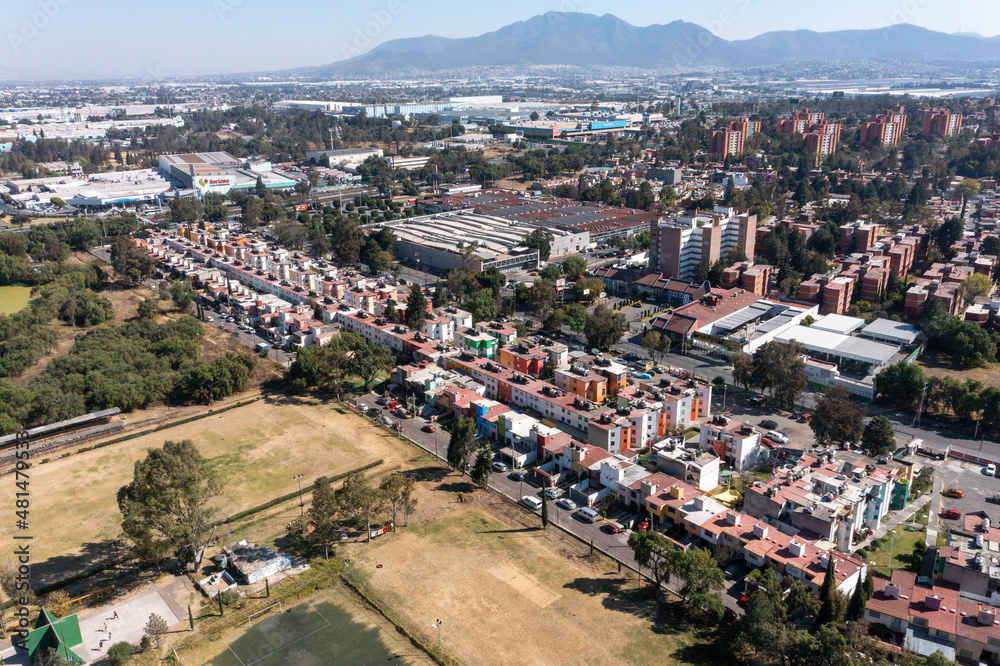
[423,424,436,433]
[636,520,650,531]
[602,522,621,535]
[799,414,812,423]
[941,509,962,520]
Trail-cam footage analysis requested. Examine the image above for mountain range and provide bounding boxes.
[305,12,1000,76]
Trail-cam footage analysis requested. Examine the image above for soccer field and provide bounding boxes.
[205,589,427,666]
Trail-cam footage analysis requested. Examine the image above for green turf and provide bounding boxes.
[0,285,32,315]
[208,600,398,666]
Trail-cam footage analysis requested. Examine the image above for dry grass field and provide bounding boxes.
[345,482,721,666]
[0,398,414,586]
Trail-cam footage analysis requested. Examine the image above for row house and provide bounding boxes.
[420,315,456,344]
[743,451,908,552]
[866,570,1000,663]
[600,459,652,508]
[554,365,608,403]
[649,439,721,492]
[454,327,498,358]
[703,511,866,596]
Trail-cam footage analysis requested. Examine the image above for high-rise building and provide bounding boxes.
[649,207,757,281]
[801,122,842,155]
[922,109,963,138]
[708,117,761,158]
[777,109,825,134]
[859,105,907,147]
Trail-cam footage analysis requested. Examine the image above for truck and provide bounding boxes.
[255,342,270,353]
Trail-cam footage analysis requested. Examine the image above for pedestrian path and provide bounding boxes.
[926,475,943,549]
[852,492,931,553]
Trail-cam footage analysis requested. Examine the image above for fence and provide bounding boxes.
[947,444,997,466]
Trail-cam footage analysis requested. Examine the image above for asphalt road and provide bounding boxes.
[204,313,295,368]
[353,392,744,615]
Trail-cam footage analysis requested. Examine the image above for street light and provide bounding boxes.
[294,474,305,516]
[888,530,897,570]
[431,619,442,651]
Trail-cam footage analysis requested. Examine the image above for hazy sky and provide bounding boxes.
[2,0,1000,80]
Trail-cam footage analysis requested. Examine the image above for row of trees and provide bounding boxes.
[285,331,396,396]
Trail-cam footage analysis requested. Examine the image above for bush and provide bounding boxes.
[107,641,133,665]
[871,538,883,549]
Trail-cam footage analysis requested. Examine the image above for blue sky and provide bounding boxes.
[2,0,999,80]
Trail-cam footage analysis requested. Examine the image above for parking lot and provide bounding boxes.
[927,454,1000,531]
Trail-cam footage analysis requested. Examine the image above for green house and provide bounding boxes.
[26,608,85,664]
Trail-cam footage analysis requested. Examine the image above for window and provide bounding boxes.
[989,637,1000,647]
[959,650,973,660]
[867,610,881,620]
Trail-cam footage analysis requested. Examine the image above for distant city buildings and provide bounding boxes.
[859,105,907,147]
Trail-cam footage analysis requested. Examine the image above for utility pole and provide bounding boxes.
[912,382,928,428]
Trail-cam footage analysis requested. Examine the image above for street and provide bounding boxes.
[204,314,295,367]
[352,392,745,615]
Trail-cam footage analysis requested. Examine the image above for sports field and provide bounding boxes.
[0,398,414,586]
[0,285,32,314]
[199,587,429,666]
[347,486,721,666]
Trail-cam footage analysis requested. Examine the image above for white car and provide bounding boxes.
[556,498,577,510]
[492,461,509,473]
[987,464,997,476]
[205,316,214,322]
[767,430,789,445]
[544,487,559,499]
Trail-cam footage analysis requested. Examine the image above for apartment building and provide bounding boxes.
[721,261,773,296]
[649,438,721,492]
[801,123,842,156]
[699,416,764,472]
[554,365,608,403]
[866,570,1000,662]
[743,450,909,552]
[649,207,757,280]
[777,109,826,134]
[859,105,908,147]
[923,108,963,138]
[708,117,761,158]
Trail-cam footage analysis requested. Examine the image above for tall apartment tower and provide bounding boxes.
[649,207,757,281]
[708,118,761,158]
[922,109,963,138]
[859,105,907,147]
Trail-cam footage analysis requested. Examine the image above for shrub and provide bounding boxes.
[107,641,133,665]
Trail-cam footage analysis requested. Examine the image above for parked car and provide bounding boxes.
[521,496,542,510]
[602,522,622,535]
[376,397,388,406]
[749,395,766,407]
[556,498,576,510]
[987,464,997,476]
[941,509,962,520]
[799,414,812,423]
[493,461,509,473]
[760,419,779,430]
[636,520,650,531]
[767,431,789,445]
[205,316,214,322]
[635,373,652,380]
[509,471,526,482]
[942,489,964,499]
[422,424,436,433]
[544,487,559,499]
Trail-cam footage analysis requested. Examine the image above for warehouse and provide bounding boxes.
[391,210,588,273]
[158,152,297,195]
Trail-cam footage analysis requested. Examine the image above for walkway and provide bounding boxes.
[852,492,932,553]
[926,475,943,549]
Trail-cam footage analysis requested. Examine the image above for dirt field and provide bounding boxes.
[918,351,1000,392]
[0,398,414,586]
[347,478,720,666]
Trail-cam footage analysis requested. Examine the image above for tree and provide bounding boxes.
[846,579,866,622]
[470,446,493,489]
[818,556,839,625]
[255,174,266,198]
[522,279,556,319]
[336,472,386,542]
[874,362,926,408]
[810,386,865,446]
[348,339,394,388]
[379,474,416,527]
[466,288,498,323]
[308,476,341,557]
[137,297,159,320]
[169,279,196,312]
[573,278,605,304]
[117,440,219,563]
[50,197,65,208]
[539,264,561,281]
[447,416,478,474]
[541,487,549,528]
[404,285,429,330]
[983,235,1000,257]
[627,530,677,600]
[959,272,992,306]
[107,642,133,666]
[861,415,896,458]
[563,303,588,333]
[733,570,789,663]
[563,256,588,277]
[673,548,725,620]
[144,612,168,647]
[642,331,665,363]
[585,305,628,350]
[524,229,554,262]
[110,237,154,287]
[954,178,981,218]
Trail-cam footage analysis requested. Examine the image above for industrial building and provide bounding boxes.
[305,147,382,168]
[158,152,298,195]
[3,169,173,210]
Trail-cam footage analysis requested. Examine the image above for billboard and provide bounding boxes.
[195,176,233,193]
